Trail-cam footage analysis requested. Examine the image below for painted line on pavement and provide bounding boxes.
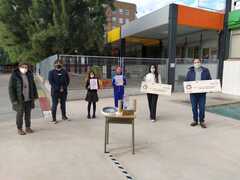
[105,152,134,180]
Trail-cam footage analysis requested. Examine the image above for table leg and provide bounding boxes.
[132,120,135,154]
[107,121,109,144]
[104,119,107,153]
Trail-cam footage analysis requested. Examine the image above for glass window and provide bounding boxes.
[203,48,210,59]
[187,47,199,58]
[119,18,124,24]
[188,47,194,58]
[176,47,182,58]
[112,17,117,22]
[125,9,129,15]
[194,47,199,58]
[211,48,218,60]
[119,8,124,14]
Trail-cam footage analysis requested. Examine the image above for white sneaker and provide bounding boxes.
[151,119,156,123]
[49,120,58,124]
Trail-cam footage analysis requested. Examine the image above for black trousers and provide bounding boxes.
[147,93,158,120]
[88,102,96,116]
[51,92,67,120]
[16,101,32,129]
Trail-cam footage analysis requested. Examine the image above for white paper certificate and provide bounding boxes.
[184,79,221,94]
[140,82,172,96]
[90,79,98,90]
[115,75,124,86]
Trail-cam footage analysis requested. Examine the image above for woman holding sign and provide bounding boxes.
[144,65,161,122]
[112,66,126,108]
[185,59,211,128]
[85,71,100,119]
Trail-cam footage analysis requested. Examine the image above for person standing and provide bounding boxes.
[85,71,100,119]
[185,59,212,128]
[8,62,38,135]
[112,66,126,108]
[144,65,162,122]
[48,59,70,123]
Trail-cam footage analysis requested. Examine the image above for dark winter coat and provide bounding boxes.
[85,78,99,102]
[8,69,38,111]
[48,69,70,96]
[185,66,212,82]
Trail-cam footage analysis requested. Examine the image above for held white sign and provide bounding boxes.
[115,75,124,86]
[90,79,98,90]
[184,79,222,94]
[140,82,172,96]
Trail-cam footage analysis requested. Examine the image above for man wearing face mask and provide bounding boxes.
[185,59,212,128]
[48,59,70,123]
[8,62,38,135]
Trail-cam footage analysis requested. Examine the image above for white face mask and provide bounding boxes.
[194,63,201,69]
[150,68,155,73]
[90,75,94,78]
[19,68,28,74]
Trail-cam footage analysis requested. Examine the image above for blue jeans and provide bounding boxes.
[190,93,206,123]
[114,94,124,108]
[51,92,67,120]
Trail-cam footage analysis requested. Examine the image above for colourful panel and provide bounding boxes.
[37,89,46,98]
[228,10,240,29]
[126,37,160,46]
[177,5,224,30]
[39,97,51,111]
[107,27,121,43]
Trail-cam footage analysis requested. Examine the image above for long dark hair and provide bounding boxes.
[149,65,159,83]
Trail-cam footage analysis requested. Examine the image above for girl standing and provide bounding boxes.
[144,65,162,122]
[85,71,99,119]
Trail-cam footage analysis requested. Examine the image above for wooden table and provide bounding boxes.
[102,113,136,154]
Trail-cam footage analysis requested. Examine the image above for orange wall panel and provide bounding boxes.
[177,5,224,30]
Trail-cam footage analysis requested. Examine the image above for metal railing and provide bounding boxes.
[36,55,219,92]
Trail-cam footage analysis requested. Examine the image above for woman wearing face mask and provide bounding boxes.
[144,65,162,122]
[185,59,212,128]
[85,71,100,119]
[8,62,38,135]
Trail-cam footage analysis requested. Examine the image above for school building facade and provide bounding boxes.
[107,2,231,91]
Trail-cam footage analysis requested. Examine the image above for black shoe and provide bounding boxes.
[190,122,198,126]
[87,115,91,119]
[62,116,69,120]
[200,122,207,128]
[92,115,96,119]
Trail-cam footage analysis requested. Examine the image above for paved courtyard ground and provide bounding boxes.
[0,74,240,180]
